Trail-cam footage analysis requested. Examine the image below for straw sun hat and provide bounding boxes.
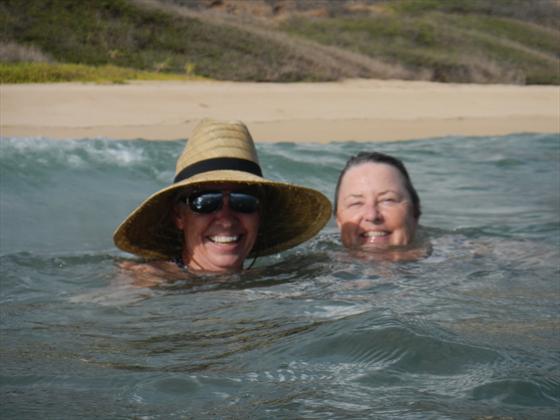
[113,119,332,260]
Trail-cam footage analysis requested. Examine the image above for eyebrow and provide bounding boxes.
[345,190,400,198]
[344,193,364,200]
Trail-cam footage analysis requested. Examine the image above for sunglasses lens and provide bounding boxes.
[188,191,222,214]
[187,191,259,214]
[229,192,259,214]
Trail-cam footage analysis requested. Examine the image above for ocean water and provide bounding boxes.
[1,133,559,419]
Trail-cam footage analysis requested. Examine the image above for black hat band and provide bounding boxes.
[174,157,263,183]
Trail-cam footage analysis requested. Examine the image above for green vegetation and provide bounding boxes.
[387,0,560,27]
[1,0,558,84]
[0,62,202,83]
[279,7,560,84]
[0,0,324,82]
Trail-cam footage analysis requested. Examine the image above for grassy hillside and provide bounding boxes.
[1,0,355,82]
[279,7,560,84]
[1,0,558,84]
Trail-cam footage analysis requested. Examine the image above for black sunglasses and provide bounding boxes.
[185,190,260,214]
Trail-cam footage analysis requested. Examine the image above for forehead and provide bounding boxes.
[339,162,407,193]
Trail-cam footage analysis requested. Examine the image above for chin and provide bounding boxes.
[210,257,245,272]
[356,235,414,250]
[359,241,390,249]
[355,235,392,249]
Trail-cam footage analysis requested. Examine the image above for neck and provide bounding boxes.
[180,250,243,274]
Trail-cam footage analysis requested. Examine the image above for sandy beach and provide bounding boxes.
[1,79,558,142]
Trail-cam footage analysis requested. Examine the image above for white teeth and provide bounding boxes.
[210,235,240,244]
[363,231,388,237]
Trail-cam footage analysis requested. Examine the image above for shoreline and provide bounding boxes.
[2,79,558,142]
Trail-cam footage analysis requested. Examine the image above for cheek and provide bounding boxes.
[340,226,356,248]
[173,208,187,230]
[243,214,260,237]
[182,214,210,244]
[388,206,413,225]
[392,209,417,238]
[337,215,358,247]
[336,208,359,227]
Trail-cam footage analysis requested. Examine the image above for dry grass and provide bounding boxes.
[2,0,558,84]
[133,0,420,81]
[0,41,51,63]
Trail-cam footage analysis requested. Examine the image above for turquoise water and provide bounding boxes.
[1,133,559,419]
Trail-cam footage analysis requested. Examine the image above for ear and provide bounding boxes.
[335,213,342,230]
[173,203,186,230]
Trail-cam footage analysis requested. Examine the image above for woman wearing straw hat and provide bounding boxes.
[114,119,332,275]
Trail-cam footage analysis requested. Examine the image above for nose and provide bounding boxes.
[364,202,383,223]
[214,194,236,223]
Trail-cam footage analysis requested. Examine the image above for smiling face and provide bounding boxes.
[173,183,260,273]
[336,163,417,250]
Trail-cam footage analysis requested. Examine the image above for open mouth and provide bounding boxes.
[208,235,242,244]
[359,230,391,246]
[361,231,389,238]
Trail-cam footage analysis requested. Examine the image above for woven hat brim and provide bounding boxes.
[113,169,332,260]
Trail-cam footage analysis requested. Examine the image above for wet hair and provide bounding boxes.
[334,152,421,219]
